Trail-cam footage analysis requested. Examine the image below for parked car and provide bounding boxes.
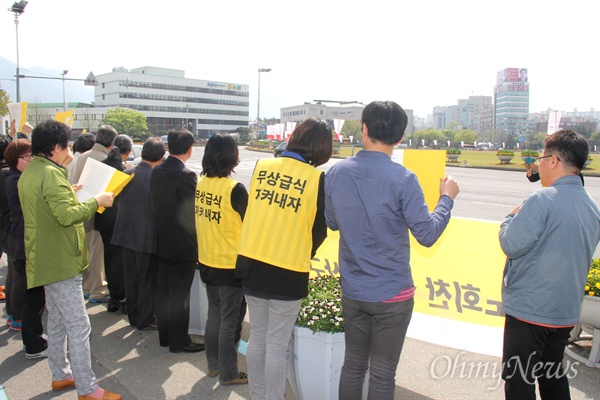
[274,142,287,157]
[127,144,143,166]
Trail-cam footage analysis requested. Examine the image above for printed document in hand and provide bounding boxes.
[76,158,134,213]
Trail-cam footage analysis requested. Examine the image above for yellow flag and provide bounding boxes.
[55,110,75,127]
[96,172,135,214]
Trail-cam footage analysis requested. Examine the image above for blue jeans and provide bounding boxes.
[339,295,414,400]
[205,284,245,382]
[245,294,301,400]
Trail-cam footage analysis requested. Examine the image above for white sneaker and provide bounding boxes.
[25,349,48,360]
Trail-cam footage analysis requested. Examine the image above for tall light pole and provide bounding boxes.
[8,1,28,102]
[256,68,271,140]
[61,70,68,111]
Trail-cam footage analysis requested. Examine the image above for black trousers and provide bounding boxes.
[99,230,125,302]
[502,314,573,400]
[155,257,196,352]
[15,259,47,354]
[122,248,157,329]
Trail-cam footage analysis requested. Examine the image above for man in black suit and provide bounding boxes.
[112,137,166,330]
[150,128,204,353]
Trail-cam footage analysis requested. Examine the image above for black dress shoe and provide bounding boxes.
[159,341,169,348]
[170,342,205,353]
[107,299,127,314]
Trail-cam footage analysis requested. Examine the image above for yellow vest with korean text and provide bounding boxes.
[195,176,242,269]
[238,157,321,273]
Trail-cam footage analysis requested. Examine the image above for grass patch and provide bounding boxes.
[334,147,600,175]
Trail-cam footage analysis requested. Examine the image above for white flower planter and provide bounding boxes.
[565,296,600,368]
[446,154,460,162]
[497,155,514,164]
[188,270,208,336]
[288,326,368,400]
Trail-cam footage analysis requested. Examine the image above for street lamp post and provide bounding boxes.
[256,68,271,140]
[8,1,28,102]
[61,69,68,111]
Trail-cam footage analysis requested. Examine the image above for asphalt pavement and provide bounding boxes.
[1,259,599,399]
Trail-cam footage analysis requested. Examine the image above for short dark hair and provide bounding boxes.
[0,135,11,160]
[361,101,408,145]
[31,120,71,157]
[95,125,118,147]
[142,137,166,162]
[73,133,96,154]
[287,118,333,167]
[4,139,31,170]
[201,134,239,177]
[167,128,194,155]
[544,129,589,171]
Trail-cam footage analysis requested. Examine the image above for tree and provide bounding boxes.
[100,107,149,139]
[27,101,51,128]
[0,89,9,117]
[454,130,479,146]
[236,127,252,141]
[340,120,362,142]
[78,107,99,132]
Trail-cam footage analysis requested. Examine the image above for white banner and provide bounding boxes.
[547,110,562,135]
[333,119,345,134]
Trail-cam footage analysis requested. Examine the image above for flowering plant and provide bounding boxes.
[446,148,461,155]
[296,275,344,333]
[496,150,515,156]
[585,259,600,297]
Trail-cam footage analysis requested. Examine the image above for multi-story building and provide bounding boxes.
[94,66,249,137]
[432,105,458,130]
[493,67,530,137]
[468,96,493,139]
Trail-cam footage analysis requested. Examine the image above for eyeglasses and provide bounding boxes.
[534,154,561,165]
[18,154,33,161]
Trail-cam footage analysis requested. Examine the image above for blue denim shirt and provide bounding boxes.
[325,150,453,302]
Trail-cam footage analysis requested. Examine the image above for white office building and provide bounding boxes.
[94,66,249,137]
[281,100,413,136]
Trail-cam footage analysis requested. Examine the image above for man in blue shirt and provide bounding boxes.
[325,100,459,399]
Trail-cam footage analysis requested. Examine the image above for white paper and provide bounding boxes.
[76,158,115,202]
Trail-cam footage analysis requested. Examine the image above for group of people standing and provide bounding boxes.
[1,98,598,400]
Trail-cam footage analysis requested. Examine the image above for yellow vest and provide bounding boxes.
[239,158,321,273]
[195,176,242,269]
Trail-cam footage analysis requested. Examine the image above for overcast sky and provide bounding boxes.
[1,0,599,118]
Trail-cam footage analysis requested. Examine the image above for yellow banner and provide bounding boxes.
[311,150,506,328]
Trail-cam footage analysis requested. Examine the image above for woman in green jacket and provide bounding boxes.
[18,120,119,400]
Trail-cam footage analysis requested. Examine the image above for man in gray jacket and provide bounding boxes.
[73,126,117,304]
[499,130,600,400]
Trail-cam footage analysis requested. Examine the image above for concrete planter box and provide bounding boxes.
[565,295,600,368]
[446,154,460,162]
[497,155,514,164]
[288,326,368,400]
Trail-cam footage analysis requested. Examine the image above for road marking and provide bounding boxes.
[472,202,514,208]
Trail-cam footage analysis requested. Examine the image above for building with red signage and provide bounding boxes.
[493,67,530,138]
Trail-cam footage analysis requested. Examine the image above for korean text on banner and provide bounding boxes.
[310,149,506,328]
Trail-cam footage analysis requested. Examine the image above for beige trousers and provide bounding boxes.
[82,229,108,300]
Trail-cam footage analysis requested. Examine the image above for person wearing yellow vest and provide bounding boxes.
[195,134,249,386]
[236,118,333,400]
